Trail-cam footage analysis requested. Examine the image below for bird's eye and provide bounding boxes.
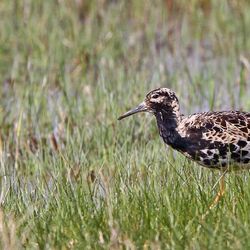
[151,94,159,99]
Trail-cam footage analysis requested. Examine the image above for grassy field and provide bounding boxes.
[1,0,250,249]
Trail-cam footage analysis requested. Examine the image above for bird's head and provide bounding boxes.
[118,88,179,120]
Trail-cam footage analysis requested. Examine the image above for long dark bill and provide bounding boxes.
[118,102,148,120]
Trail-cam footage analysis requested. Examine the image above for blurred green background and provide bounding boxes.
[0,0,250,249]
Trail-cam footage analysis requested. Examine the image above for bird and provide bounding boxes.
[118,87,250,208]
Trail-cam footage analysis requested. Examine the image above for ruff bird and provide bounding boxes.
[118,88,250,207]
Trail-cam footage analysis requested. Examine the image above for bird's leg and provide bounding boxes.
[209,170,227,209]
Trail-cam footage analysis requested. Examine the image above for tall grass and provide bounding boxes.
[0,0,250,248]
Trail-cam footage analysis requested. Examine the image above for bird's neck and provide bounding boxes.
[155,108,181,146]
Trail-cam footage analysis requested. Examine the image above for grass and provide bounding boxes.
[0,0,250,248]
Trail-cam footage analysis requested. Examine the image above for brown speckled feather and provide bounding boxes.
[176,111,250,169]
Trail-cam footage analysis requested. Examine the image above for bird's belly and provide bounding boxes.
[166,130,250,171]
[198,159,250,170]
[184,150,250,170]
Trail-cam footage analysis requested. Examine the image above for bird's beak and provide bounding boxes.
[118,102,148,120]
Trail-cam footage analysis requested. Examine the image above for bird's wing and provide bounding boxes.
[179,111,250,143]
[177,111,250,167]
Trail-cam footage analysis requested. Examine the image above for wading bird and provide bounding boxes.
[118,88,250,207]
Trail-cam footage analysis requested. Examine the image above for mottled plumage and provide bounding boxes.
[176,111,250,169]
[118,88,250,171]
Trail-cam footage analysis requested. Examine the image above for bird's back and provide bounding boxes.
[175,111,250,169]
